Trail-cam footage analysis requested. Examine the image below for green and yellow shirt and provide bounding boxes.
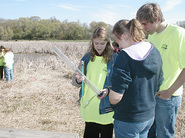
[80,56,114,124]
[148,24,185,96]
[0,52,4,66]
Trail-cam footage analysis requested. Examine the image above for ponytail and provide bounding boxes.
[126,19,146,42]
[113,19,146,42]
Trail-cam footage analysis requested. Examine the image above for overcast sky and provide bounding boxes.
[1,0,185,25]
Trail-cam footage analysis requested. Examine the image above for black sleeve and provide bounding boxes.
[111,51,132,94]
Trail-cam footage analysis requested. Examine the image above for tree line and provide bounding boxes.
[0,16,184,41]
[0,16,113,41]
[176,21,185,29]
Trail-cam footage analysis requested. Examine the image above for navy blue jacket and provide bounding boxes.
[111,45,163,123]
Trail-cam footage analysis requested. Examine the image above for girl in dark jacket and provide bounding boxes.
[99,19,163,138]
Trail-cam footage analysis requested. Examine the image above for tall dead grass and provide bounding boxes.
[0,41,184,138]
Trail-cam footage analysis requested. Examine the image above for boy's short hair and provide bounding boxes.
[136,3,165,23]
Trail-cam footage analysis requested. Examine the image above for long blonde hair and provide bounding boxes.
[88,26,114,63]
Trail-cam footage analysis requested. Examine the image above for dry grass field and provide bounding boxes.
[0,41,184,138]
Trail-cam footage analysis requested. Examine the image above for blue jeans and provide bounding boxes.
[155,96,182,138]
[114,117,154,138]
[4,67,12,82]
[11,63,14,81]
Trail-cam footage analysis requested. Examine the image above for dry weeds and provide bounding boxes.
[0,41,184,138]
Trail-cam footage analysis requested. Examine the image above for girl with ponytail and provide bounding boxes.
[99,19,163,138]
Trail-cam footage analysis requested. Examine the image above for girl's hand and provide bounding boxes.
[75,72,84,83]
[97,88,109,100]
